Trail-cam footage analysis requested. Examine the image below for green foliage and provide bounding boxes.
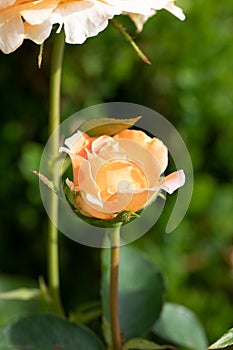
[0,313,104,350]
[153,303,208,350]
[0,275,51,326]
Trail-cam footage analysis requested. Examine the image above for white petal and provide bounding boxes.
[0,11,24,53]
[159,170,185,194]
[124,0,185,27]
[128,11,155,32]
[54,1,121,44]
[104,0,161,15]
[20,0,58,25]
[165,1,185,20]
[59,130,86,154]
[24,20,53,44]
[84,192,103,207]
[91,136,127,161]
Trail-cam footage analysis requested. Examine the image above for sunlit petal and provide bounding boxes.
[0,11,24,53]
[24,20,53,44]
[159,170,185,194]
[55,1,121,44]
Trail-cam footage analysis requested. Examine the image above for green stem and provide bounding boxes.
[111,19,151,65]
[110,225,122,350]
[48,30,65,316]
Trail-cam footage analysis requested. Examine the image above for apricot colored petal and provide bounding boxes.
[78,157,147,215]
[78,158,103,204]
[0,0,15,9]
[147,137,168,174]
[54,1,121,44]
[24,20,53,44]
[159,170,185,194]
[116,138,161,186]
[114,129,168,175]
[114,129,151,144]
[74,193,115,220]
[0,11,24,53]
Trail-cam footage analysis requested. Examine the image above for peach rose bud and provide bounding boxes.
[59,128,185,220]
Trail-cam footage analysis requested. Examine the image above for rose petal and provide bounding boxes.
[77,157,151,216]
[59,130,91,155]
[20,0,58,25]
[165,1,185,21]
[118,169,185,195]
[115,138,161,187]
[74,192,115,220]
[24,20,53,44]
[128,12,155,32]
[0,10,24,53]
[125,0,185,30]
[78,157,103,201]
[91,135,128,162]
[0,0,15,9]
[114,129,168,174]
[159,169,185,194]
[103,0,156,16]
[54,1,121,44]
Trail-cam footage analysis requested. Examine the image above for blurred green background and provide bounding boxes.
[0,0,232,345]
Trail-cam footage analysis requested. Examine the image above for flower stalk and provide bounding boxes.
[48,30,65,316]
[110,225,122,350]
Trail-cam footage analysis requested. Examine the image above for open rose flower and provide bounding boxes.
[0,0,185,54]
[59,128,185,220]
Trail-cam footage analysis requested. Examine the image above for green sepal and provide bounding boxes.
[63,184,140,228]
[79,116,141,137]
[32,171,60,195]
[111,19,151,65]
[76,209,139,228]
